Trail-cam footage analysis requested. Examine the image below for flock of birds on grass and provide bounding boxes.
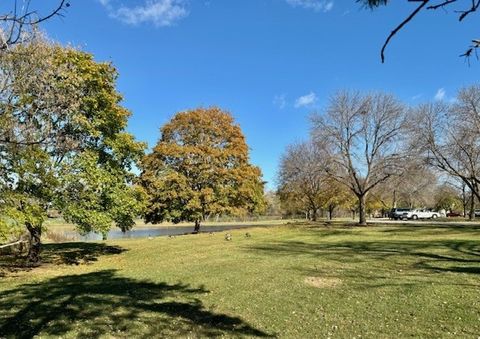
[151,232,252,241]
[225,232,251,241]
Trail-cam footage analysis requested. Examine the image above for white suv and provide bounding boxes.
[401,209,440,220]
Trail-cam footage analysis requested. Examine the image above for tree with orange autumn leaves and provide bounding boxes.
[140,108,266,232]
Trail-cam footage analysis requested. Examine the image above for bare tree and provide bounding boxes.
[412,85,480,219]
[373,163,438,209]
[312,91,408,225]
[277,141,325,221]
[0,0,69,51]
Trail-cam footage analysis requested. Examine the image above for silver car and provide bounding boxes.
[401,209,440,220]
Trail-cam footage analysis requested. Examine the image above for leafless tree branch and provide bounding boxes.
[376,0,480,62]
[381,0,430,63]
[0,0,69,50]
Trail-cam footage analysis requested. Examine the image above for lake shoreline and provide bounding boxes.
[54,223,282,242]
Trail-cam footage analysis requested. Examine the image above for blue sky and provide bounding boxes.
[37,0,479,189]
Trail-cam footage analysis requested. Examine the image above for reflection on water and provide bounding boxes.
[63,224,268,241]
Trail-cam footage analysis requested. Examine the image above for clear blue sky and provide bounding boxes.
[39,0,479,189]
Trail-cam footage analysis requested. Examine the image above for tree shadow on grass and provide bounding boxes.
[0,270,272,338]
[41,242,126,265]
[0,242,127,277]
[377,223,480,236]
[248,237,480,277]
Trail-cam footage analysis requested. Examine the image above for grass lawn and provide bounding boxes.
[1,222,479,338]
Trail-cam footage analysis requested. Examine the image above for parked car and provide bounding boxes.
[475,209,480,217]
[401,209,440,220]
[446,211,462,217]
[389,208,412,220]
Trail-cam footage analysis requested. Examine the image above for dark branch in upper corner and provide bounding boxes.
[379,0,480,63]
[457,0,480,21]
[0,0,70,50]
[426,0,457,10]
[380,0,430,63]
[30,0,69,25]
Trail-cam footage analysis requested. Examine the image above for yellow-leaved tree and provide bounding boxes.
[140,107,266,232]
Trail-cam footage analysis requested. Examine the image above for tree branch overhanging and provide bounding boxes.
[0,0,69,50]
[381,0,430,63]
[364,0,480,62]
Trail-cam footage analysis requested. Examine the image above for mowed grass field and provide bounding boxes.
[1,222,479,338]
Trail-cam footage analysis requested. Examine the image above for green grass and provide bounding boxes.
[1,222,479,338]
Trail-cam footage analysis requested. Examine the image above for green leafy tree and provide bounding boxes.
[277,188,309,219]
[434,184,463,212]
[320,178,355,220]
[0,38,145,262]
[140,107,265,232]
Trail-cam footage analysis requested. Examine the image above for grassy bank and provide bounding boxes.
[1,222,479,338]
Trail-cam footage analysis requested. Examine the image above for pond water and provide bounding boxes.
[63,224,270,241]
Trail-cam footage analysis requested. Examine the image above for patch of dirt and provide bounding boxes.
[304,276,342,288]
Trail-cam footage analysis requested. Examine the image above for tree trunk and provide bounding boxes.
[311,208,317,222]
[469,189,475,220]
[193,220,201,233]
[26,223,41,263]
[328,204,335,220]
[358,194,367,226]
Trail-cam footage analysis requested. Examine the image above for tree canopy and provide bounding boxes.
[411,84,480,218]
[311,91,408,225]
[0,38,145,261]
[277,141,353,221]
[140,107,266,232]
